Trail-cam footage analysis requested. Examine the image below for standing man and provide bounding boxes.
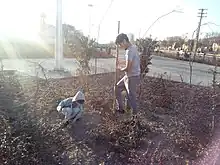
[115,33,141,115]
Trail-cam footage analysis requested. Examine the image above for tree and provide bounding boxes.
[166,36,184,49]
[160,40,168,48]
[63,24,97,92]
[63,24,96,75]
[206,32,220,38]
[135,38,156,75]
[136,38,156,53]
[187,39,194,52]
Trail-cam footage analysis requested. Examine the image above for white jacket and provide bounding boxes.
[57,90,85,121]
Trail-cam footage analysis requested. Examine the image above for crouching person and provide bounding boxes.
[57,90,85,126]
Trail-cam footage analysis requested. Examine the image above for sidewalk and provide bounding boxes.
[1,58,115,79]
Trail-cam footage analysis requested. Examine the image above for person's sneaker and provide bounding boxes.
[117,109,125,114]
[125,107,132,114]
[132,114,138,120]
[132,110,138,115]
[60,120,70,128]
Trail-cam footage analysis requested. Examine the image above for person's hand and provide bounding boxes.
[116,68,121,72]
[116,65,122,71]
[120,67,126,72]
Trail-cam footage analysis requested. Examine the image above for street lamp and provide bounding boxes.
[55,0,63,70]
[142,9,183,38]
[88,4,93,41]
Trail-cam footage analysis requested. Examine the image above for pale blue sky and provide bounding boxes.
[0,0,219,43]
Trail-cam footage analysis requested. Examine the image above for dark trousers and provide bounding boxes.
[115,75,140,112]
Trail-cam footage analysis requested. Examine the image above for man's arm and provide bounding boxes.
[121,49,133,72]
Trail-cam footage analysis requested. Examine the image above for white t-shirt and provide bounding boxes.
[125,45,141,77]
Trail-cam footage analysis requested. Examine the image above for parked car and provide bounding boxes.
[176,50,191,59]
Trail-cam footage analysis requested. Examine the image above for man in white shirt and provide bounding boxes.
[115,33,141,115]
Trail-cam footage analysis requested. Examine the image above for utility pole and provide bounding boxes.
[189,9,207,86]
[88,4,93,41]
[193,8,207,58]
[55,0,63,70]
[113,21,120,113]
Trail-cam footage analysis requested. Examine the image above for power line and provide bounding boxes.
[192,22,219,39]
[95,0,115,74]
[100,0,115,26]
[96,0,115,42]
[207,24,213,32]
[206,22,220,27]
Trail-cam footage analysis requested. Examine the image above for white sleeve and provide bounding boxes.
[125,49,134,61]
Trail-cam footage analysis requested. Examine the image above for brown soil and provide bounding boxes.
[0,72,220,165]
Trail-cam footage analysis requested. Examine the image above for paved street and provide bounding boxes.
[2,55,220,86]
[150,55,220,86]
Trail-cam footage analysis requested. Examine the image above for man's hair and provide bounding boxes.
[115,33,129,44]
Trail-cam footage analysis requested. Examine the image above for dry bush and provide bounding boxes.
[0,71,220,165]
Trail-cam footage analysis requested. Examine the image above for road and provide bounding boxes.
[1,56,220,86]
[150,55,220,86]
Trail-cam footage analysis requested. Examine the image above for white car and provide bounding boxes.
[197,52,205,57]
[177,50,184,58]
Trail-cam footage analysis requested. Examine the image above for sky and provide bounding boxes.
[0,0,219,43]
